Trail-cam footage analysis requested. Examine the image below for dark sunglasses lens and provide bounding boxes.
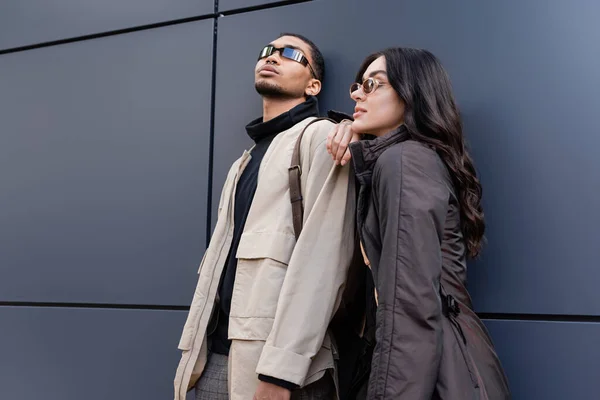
[282,48,304,64]
[258,46,273,59]
[364,78,375,94]
[350,83,361,94]
[281,47,295,59]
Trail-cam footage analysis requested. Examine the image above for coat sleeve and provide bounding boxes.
[255,121,357,386]
[367,143,450,399]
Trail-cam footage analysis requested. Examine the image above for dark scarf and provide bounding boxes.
[245,95,320,143]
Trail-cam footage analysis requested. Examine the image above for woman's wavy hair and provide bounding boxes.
[356,48,485,257]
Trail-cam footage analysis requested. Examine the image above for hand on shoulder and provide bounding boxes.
[326,120,361,166]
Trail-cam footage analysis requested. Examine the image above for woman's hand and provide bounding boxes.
[326,120,360,166]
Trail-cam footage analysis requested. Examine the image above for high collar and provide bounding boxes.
[349,125,410,176]
[245,96,320,143]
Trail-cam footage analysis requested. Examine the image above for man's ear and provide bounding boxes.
[305,78,322,97]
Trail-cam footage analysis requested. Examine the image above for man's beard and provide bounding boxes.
[255,80,297,99]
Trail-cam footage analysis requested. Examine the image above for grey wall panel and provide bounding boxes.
[0,21,212,305]
[219,0,297,12]
[0,0,214,51]
[0,307,187,400]
[213,0,600,314]
[457,0,600,316]
[484,319,600,400]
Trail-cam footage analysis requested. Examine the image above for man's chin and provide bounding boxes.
[255,80,289,98]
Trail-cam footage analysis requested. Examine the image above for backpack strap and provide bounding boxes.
[289,117,336,240]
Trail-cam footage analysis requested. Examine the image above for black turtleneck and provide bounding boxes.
[209,96,320,357]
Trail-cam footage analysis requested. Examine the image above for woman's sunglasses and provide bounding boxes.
[350,77,388,96]
[258,45,316,78]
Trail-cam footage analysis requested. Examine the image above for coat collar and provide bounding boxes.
[349,124,410,177]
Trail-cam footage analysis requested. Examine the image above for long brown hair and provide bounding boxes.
[356,48,485,257]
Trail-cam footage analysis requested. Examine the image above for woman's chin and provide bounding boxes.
[351,120,371,134]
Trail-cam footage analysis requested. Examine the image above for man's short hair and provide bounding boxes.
[279,32,325,83]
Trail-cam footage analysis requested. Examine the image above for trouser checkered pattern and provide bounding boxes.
[194,352,335,399]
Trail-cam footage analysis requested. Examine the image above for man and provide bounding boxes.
[174,33,356,400]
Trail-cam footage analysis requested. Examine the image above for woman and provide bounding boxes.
[327,48,511,399]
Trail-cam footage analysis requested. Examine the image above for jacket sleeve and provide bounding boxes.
[255,121,356,385]
[367,143,449,399]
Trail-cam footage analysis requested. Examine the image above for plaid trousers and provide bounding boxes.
[195,352,334,399]
[195,353,228,400]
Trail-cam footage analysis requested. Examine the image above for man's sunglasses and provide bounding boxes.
[258,45,316,78]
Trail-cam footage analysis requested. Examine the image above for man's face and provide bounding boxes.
[254,35,319,99]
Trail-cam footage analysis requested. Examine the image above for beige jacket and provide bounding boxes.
[174,117,356,400]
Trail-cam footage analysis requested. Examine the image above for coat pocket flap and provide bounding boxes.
[236,231,296,265]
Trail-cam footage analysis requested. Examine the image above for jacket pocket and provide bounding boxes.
[445,312,479,389]
[228,231,296,340]
[235,231,296,265]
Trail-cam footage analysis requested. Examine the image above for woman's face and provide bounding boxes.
[351,56,405,136]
